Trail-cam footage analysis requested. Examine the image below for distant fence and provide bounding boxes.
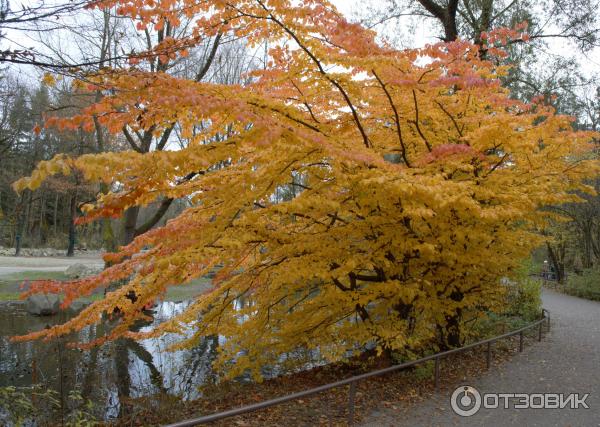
[531,271,566,282]
[165,309,551,427]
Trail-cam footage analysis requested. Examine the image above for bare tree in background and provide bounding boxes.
[0,0,99,67]
[20,4,269,249]
[356,0,600,120]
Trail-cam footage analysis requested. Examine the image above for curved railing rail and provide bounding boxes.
[166,309,550,427]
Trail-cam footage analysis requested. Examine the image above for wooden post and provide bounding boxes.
[348,381,357,426]
[434,357,440,391]
[519,331,524,352]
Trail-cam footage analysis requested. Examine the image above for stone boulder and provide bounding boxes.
[26,294,60,316]
[65,263,103,279]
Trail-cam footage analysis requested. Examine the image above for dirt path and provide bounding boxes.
[0,254,103,276]
[362,289,600,427]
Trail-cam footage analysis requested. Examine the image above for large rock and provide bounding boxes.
[26,294,60,316]
[65,263,103,279]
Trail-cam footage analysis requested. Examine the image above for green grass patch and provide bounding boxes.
[0,290,103,303]
[0,270,69,281]
[0,292,22,301]
[75,293,104,303]
[0,273,212,303]
[165,277,212,301]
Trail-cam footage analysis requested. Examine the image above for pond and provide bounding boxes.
[0,299,323,424]
[0,300,221,423]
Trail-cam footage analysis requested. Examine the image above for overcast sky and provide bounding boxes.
[3,0,599,85]
[334,0,600,78]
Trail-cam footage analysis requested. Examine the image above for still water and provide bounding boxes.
[0,301,218,421]
[0,300,322,423]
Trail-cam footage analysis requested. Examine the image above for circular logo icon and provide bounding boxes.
[450,385,482,417]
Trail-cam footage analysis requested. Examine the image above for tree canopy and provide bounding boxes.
[13,0,599,379]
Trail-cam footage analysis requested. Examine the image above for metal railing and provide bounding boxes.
[166,309,550,427]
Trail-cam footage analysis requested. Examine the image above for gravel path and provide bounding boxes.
[362,289,600,427]
[0,254,103,277]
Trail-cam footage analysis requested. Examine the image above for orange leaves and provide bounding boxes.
[481,21,530,58]
[418,144,483,166]
[481,21,529,46]
[12,0,600,378]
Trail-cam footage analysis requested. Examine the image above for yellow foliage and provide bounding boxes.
[42,73,57,87]
[13,0,599,378]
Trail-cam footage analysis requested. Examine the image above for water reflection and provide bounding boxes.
[0,298,325,424]
[0,301,217,421]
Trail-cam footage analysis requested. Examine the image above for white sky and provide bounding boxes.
[2,0,599,85]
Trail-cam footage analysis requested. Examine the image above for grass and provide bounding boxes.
[0,292,21,301]
[165,277,212,301]
[0,270,69,281]
[0,270,212,303]
[77,293,104,303]
[0,270,70,299]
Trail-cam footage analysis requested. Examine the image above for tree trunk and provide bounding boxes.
[546,242,565,283]
[67,192,77,257]
[24,191,32,245]
[14,191,31,256]
[97,183,116,253]
[38,192,45,245]
[53,193,59,236]
[417,0,459,42]
[440,290,463,350]
[122,206,140,245]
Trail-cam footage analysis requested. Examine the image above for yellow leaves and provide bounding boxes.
[41,73,57,87]
[80,203,95,214]
[11,0,600,379]
[13,155,73,192]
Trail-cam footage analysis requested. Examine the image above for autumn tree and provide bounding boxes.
[14,0,599,376]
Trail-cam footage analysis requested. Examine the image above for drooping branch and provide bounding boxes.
[122,126,143,153]
[134,197,174,237]
[290,79,321,124]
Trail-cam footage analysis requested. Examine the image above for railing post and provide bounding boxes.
[434,357,440,391]
[348,381,357,426]
[519,331,524,352]
[538,322,543,341]
[162,309,550,427]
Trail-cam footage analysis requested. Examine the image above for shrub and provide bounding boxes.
[0,385,98,426]
[564,267,600,301]
[463,272,542,343]
[503,278,542,321]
